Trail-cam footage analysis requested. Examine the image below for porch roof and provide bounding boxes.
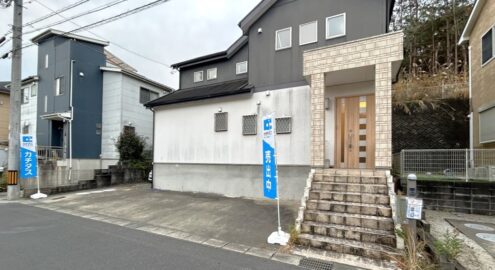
[145,79,252,108]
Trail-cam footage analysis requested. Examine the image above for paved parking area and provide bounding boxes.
[30,184,299,249]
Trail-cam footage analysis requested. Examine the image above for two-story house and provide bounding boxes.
[22,29,173,194]
[459,0,495,149]
[147,0,403,261]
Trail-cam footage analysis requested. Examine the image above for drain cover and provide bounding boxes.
[299,258,333,270]
[476,233,495,243]
[465,223,494,231]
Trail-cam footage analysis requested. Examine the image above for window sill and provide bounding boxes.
[300,40,318,46]
[275,46,292,52]
[481,56,495,68]
[326,34,346,40]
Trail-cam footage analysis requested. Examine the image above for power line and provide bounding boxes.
[2,0,173,69]
[34,0,172,68]
[23,0,129,36]
[0,0,90,47]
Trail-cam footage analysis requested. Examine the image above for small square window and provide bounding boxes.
[207,68,217,80]
[326,13,346,39]
[140,87,157,104]
[124,125,135,134]
[55,77,64,96]
[275,27,292,51]
[236,61,248,75]
[215,112,228,132]
[194,71,204,82]
[276,117,292,134]
[299,21,318,45]
[242,114,257,135]
[22,125,29,135]
[482,28,494,65]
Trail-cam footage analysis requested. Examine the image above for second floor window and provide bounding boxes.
[482,28,494,65]
[326,13,346,39]
[236,61,248,74]
[21,88,29,104]
[300,21,318,45]
[275,27,292,51]
[55,77,64,96]
[207,68,217,80]
[31,84,37,97]
[140,87,158,104]
[194,71,204,82]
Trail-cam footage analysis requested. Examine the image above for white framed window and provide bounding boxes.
[45,54,49,69]
[21,88,29,104]
[275,27,292,51]
[326,13,346,40]
[236,61,248,75]
[481,27,495,66]
[55,77,64,96]
[31,84,37,97]
[480,106,495,144]
[299,21,318,46]
[207,68,217,80]
[194,71,204,82]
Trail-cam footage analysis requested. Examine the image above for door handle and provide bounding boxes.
[348,131,353,149]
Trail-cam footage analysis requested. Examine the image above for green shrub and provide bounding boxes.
[0,172,6,191]
[434,230,462,262]
[115,129,152,172]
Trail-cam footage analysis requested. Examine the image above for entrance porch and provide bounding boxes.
[303,32,403,170]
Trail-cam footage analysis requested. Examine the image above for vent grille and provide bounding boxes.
[299,258,334,270]
[276,117,292,134]
[215,112,228,132]
[242,114,257,135]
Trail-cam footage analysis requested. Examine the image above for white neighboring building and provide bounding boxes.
[100,66,171,167]
[19,76,40,137]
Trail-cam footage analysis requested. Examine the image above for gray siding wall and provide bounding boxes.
[247,0,388,90]
[179,44,248,89]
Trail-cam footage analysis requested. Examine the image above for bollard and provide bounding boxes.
[407,173,418,238]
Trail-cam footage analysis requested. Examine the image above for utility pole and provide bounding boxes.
[7,0,22,200]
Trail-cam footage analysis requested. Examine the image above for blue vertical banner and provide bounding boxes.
[20,134,37,179]
[262,114,277,200]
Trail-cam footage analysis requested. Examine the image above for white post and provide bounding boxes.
[68,60,74,182]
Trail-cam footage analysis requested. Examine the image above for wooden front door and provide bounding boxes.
[335,95,375,169]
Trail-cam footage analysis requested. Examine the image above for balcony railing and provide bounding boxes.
[37,146,64,161]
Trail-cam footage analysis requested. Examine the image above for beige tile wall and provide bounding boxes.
[303,32,404,168]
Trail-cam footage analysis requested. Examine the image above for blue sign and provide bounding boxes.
[20,134,37,179]
[262,114,277,200]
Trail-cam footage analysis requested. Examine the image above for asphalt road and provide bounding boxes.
[0,203,302,270]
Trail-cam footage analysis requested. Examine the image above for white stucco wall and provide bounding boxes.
[101,71,166,161]
[153,85,311,166]
[20,83,38,137]
[324,80,375,166]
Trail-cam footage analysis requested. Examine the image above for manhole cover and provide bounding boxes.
[476,233,495,243]
[465,224,495,231]
[299,258,333,270]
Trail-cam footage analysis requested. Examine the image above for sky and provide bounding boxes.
[0,0,261,89]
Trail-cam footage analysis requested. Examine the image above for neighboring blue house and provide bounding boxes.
[22,29,173,193]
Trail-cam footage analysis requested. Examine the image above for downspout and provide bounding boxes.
[468,46,474,167]
[151,107,155,189]
[69,60,75,182]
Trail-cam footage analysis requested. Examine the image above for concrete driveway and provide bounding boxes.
[32,183,299,249]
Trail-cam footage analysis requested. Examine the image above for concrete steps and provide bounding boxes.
[309,190,390,205]
[311,182,388,195]
[298,169,396,261]
[301,221,396,247]
[306,200,392,217]
[298,234,398,261]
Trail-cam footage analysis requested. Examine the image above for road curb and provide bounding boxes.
[23,200,303,266]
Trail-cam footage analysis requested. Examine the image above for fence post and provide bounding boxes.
[465,149,469,182]
[400,150,404,178]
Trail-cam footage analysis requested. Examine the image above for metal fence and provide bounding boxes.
[396,149,495,181]
[37,146,64,161]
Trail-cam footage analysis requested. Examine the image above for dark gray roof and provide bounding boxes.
[0,81,9,94]
[171,36,248,70]
[239,0,396,34]
[146,79,252,108]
